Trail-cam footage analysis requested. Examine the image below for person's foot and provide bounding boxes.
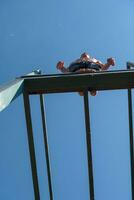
[78,91,97,96]
[90,91,97,96]
[79,91,84,96]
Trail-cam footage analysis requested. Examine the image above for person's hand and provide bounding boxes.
[107,58,115,66]
[56,61,64,70]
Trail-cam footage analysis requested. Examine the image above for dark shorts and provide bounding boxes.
[68,61,101,72]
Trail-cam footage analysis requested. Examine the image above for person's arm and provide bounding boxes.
[91,57,115,70]
[56,61,69,73]
[100,58,115,70]
[91,57,103,64]
[90,57,105,68]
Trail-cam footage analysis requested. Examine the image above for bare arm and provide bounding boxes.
[100,58,115,70]
[91,57,115,70]
[56,61,69,73]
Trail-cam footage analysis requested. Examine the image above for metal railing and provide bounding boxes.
[127,62,134,200]
[0,65,134,200]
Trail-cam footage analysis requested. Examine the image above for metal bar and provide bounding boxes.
[83,91,95,200]
[21,69,134,79]
[24,69,134,94]
[127,65,134,200]
[17,69,42,79]
[23,92,40,200]
[127,89,134,200]
[2,68,134,111]
[39,94,54,200]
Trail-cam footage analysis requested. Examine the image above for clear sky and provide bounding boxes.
[0,0,134,199]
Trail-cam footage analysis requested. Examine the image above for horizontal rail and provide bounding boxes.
[24,69,134,94]
[1,69,134,110]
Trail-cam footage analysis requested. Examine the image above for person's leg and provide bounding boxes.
[75,68,97,96]
[90,90,97,96]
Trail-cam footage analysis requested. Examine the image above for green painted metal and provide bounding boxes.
[1,68,134,112]
[83,91,95,200]
[39,95,54,200]
[24,69,134,94]
[127,88,134,200]
[23,92,40,200]
[127,63,134,200]
[0,70,41,112]
[1,65,134,200]
[1,69,134,112]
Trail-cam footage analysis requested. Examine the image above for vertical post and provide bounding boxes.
[39,94,54,200]
[83,91,95,200]
[23,92,40,200]
[127,64,134,200]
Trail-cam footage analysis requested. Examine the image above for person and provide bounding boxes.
[56,52,115,96]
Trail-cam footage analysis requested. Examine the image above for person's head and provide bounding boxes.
[80,52,90,59]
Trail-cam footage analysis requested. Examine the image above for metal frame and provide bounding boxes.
[1,69,134,112]
[23,69,134,93]
[1,67,134,200]
[23,92,40,200]
[39,94,53,200]
[83,91,95,200]
[127,62,134,200]
[23,93,54,200]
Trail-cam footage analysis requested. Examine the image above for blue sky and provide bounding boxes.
[0,0,134,199]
